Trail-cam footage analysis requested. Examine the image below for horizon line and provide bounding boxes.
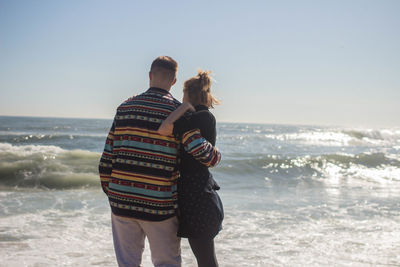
[1,114,397,129]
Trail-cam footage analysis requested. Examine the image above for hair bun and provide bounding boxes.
[197,70,211,79]
[197,70,212,91]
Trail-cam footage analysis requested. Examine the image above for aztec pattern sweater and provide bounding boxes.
[99,87,221,221]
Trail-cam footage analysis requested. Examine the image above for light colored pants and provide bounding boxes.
[111,213,181,267]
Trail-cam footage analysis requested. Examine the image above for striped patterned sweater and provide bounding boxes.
[99,87,221,221]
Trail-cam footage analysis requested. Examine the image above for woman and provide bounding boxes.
[158,70,223,267]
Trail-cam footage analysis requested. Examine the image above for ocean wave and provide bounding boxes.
[264,129,400,147]
[0,132,106,141]
[0,116,111,133]
[1,141,399,191]
[344,129,400,139]
[0,143,101,189]
[0,133,106,152]
[218,126,400,148]
[215,152,400,187]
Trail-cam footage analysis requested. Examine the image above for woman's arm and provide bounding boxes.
[157,102,195,135]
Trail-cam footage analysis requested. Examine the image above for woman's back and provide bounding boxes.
[174,105,217,174]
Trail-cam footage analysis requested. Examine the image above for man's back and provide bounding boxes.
[99,87,181,221]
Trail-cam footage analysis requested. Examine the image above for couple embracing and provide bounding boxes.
[99,56,223,267]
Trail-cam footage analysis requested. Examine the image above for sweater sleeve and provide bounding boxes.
[181,128,221,167]
[98,119,116,194]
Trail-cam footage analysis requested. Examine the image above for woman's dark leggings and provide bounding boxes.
[188,237,218,267]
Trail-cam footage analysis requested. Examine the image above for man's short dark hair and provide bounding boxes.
[150,56,178,81]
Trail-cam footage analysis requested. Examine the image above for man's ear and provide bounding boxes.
[171,78,177,86]
[149,72,152,81]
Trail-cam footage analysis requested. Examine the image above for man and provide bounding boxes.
[99,56,220,267]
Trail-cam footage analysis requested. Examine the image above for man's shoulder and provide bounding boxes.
[144,88,181,107]
[116,92,181,112]
[169,97,181,108]
[121,96,137,106]
[117,93,141,108]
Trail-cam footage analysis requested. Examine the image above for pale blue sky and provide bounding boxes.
[1,0,399,127]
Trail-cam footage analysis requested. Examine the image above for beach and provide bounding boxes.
[1,116,400,266]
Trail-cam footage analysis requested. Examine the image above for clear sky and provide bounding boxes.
[1,0,399,127]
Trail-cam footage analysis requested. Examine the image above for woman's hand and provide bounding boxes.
[157,102,195,136]
[157,123,173,136]
[181,102,195,112]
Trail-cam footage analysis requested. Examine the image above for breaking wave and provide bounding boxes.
[1,139,400,190]
[0,143,101,189]
[264,128,400,147]
[216,152,400,187]
[219,124,400,148]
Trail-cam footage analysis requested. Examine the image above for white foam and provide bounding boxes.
[0,142,65,155]
[2,194,399,267]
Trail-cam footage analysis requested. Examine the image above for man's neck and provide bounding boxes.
[149,83,171,91]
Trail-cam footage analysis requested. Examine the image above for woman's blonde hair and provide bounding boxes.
[184,70,220,108]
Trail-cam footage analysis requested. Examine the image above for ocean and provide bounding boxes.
[0,116,399,266]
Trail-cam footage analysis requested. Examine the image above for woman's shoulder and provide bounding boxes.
[191,110,216,125]
[175,110,214,129]
[173,109,216,138]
